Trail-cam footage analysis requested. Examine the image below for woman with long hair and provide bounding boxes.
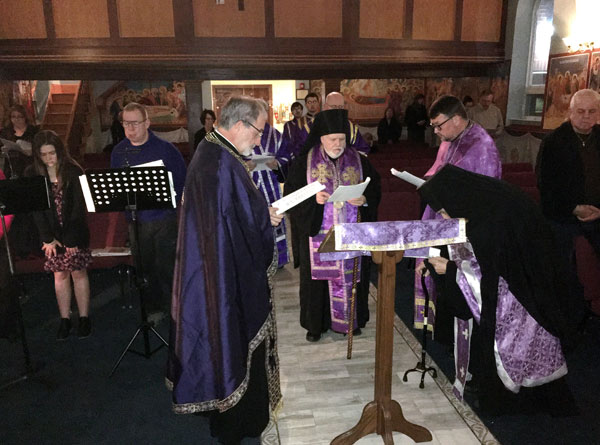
[29,130,92,340]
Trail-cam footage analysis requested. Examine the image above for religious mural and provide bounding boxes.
[96,81,187,130]
[542,52,590,130]
[587,51,600,93]
[340,79,425,124]
[425,77,509,117]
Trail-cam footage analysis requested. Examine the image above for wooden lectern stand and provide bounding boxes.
[330,250,432,444]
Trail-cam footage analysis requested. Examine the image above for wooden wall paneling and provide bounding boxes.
[172,0,195,41]
[52,0,110,38]
[0,0,47,39]
[274,0,342,38]
[412,0,456,41]
[192,0,265,38]
[117,0,175,38]
[404,0,413,39]
[343,0,359,42]
[359,0,405,40]
[461,0,503,42]
[454,0,463,41]
[107,0,120,39]
[264,0,275,38]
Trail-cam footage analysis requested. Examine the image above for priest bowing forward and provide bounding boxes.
[284,109,381,342]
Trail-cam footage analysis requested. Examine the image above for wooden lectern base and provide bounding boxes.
[331,251,432,445]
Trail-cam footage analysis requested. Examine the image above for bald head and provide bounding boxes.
[324,92,345,110]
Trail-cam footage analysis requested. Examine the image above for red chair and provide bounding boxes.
[502,162,533,173]
[502,171,537,188]
[575,236,600,316]
[378,192,421,221]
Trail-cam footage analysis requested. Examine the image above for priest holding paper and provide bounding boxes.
[285,109,381,342]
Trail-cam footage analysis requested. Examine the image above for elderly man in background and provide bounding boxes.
[538,88,600,284]
[469,90,504,138]
[322,91,370,154]
[167,96,283,444]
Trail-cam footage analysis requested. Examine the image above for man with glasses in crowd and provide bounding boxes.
[110,102,186,319]
[413,95,500,376]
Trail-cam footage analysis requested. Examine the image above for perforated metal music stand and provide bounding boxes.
[0,176,50,390]
[80,166,174,376]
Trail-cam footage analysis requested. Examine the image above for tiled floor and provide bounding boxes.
[269,265,499,445]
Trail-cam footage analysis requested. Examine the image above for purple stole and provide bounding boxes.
[307,145,362,333]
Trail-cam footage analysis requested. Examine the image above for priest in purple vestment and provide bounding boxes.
[166,96,283,443]
[414,95,502,339]
[247,121,291,267]
[284,109,381,342]
[417,165,583,415]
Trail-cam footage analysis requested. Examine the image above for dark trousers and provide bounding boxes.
[129,216,178,312]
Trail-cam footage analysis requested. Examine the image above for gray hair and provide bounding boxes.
[219,96,267,130]
[569,89,600,109]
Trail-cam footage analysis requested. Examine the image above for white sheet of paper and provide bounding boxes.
[134,160,164,168]
[249,154,275,172]
[271,181,326,215]
[403,247,442,259]
[79,175,96,212]
[327,177,371,203]
[390,168,425,188]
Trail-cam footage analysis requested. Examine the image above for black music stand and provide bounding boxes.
[0,176,50,390]
[403,260,438,388]
[80,166,174,376]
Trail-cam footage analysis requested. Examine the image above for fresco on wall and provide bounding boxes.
[425,77,509,117]
[542,53,590,130]
[340,79,425,123]
[96,81,187,130]
[309,80,326,104]
[588,51,600,92]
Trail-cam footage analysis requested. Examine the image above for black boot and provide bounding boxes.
[57,318,71,341]
[77,316,91,339]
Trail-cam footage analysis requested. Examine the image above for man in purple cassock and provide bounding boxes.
[414,95,501,337]
[417,165,582,415]
[166,96,283,444]
[284,109,381,342]
[246,119,291,267]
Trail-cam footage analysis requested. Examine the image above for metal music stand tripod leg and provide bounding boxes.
[0,206,35,390]
[403,260,438,388]
[109,204,168,377]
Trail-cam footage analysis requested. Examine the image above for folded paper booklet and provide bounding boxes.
[248,154,275,172]
[271,181,326,215]
[327,177,371,202]
[390,168,425,188]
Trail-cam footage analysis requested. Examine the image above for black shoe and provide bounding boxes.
[57,318,71,341]
[306,332,321,342]
[77,316,91,339]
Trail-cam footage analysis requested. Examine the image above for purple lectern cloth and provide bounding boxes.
[333,219,467,252]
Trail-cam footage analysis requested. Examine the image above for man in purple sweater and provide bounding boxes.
[111,102,186,315]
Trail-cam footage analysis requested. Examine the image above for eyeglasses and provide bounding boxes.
[121,120,147,128]
[244,120,264,137]
[430,116,453,131]
[10,115,25,120]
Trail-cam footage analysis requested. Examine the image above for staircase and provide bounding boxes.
[42,82,92,161]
